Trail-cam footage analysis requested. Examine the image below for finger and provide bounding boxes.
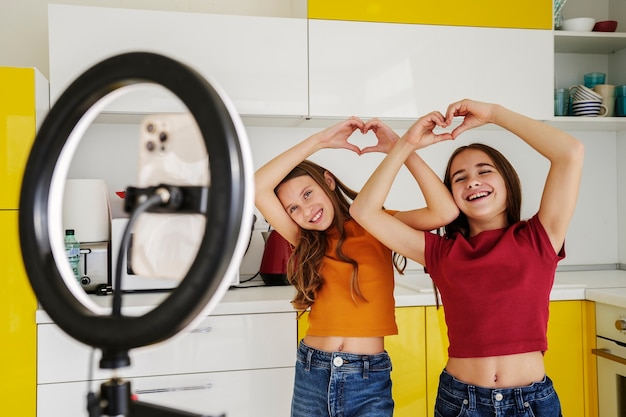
[342,142,363,154]
[450,124,470,138]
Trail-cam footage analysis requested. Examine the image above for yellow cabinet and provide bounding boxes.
[545,300,598,417]
[0,67,48,209]
[0,211,37,416]
[425,301,598,417]
[0,67,48,417]
[308,0,551,29]
[385,307,427,416]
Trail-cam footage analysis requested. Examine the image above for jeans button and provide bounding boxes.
[333,356,344,367]
[494,392,503,401]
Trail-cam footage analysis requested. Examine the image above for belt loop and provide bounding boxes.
[467,385,476,411]
[305,348,313,372]
[514,388,525,411]
[362,356,370,379]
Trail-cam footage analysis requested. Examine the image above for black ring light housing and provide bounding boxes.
[19,52,253,369]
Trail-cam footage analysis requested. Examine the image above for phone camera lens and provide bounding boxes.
[159,132,168,142]
[146,123,155,133]
[146,141,155,152]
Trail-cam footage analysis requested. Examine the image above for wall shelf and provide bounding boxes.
[555,31,626,54]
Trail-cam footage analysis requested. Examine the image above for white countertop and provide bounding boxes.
[36,269,626,324]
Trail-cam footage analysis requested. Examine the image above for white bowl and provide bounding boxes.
[562,17,596,32]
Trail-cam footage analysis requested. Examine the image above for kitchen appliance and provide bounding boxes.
[592,302,626,417]
[259,230,292,286]
[77,241,110,292]
[62,179,112,292]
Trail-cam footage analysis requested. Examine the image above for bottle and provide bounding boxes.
[64,229,81,283]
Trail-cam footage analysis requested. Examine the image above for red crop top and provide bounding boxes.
[305,218,398,337]
[424,214,565,358]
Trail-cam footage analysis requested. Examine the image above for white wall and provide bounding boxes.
[68,122,620,275]
[0,0,305,78]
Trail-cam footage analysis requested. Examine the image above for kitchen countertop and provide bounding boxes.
[36,269,626,324]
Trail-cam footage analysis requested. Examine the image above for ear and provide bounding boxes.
[323,171,336,191]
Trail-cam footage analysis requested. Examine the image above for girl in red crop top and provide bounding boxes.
[351,99,584,417]
[255,117,458,417]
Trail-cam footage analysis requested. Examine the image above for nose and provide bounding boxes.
[302,201,315,216]
[466,176,480,188]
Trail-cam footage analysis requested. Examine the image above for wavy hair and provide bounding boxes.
[277,160,405,312]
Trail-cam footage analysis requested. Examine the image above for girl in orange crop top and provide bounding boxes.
[254,117,458,417]
[351,99,584,417]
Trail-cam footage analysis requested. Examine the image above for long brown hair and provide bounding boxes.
[278,160,405,312]
[443,143,522,237]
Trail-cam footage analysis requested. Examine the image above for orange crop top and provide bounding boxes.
[304,217,398,337]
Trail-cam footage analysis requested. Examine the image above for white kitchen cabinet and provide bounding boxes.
[37,312,296,417]
[308,19,553,120]
[38,368,293,417]
[48,4,308,117]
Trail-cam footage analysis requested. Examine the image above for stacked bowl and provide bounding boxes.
[569,84,608,116]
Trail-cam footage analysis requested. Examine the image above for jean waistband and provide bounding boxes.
[439,369,556,408]
[297,340,391,372]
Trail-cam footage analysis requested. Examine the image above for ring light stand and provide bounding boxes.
[19,52,255,417]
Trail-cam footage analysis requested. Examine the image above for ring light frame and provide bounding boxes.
[19,52,254,363]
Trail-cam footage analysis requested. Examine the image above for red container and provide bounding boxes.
[259,230,292,286]
[593,20,618,32]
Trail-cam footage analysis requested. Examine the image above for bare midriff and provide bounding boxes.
[445,351,546,388]
[303,335,385,354]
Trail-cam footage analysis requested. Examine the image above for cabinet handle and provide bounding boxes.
[135,383,213,395]
[591,348,626,366]
[190,326,212,333]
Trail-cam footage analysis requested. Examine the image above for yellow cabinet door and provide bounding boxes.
[0,211,38,417]
[385,307,427,416]
[308,0,551,29]
[425,306,448,417]
[0,67,46,210]
[544,300,598,417]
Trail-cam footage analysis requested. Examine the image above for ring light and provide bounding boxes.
[19,52,254,369]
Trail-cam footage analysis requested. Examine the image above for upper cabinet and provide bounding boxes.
[308,20,553,120]
[0,67,48,210]
[308,0,551,29]
[48,4,553,122]
[48,5,308,117]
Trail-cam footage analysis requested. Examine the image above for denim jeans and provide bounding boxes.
[291,340,394,417]
[435,369,563,417]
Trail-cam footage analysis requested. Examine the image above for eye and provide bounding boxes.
[453,176,466,183]
[303,190,312,199]
[288,205,298,214]
[479,169,492,175]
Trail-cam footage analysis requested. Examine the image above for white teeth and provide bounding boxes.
[468,191,489,201]
[311,209,322,222]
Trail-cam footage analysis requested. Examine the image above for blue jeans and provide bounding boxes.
[291,340,394,417]
[435,369,562,417]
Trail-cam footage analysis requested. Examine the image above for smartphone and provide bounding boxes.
[129,113,208,281]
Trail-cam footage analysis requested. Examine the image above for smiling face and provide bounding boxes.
[449,148,508,234]
[276,172,336,232]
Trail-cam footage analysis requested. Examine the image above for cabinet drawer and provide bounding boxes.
[37,367,294,417]
[38,312,296,383]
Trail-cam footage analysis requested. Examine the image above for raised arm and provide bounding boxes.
[361,118,459,231]
[351,112,454,265]
[255,117,364,245]
[445,99,585,252]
